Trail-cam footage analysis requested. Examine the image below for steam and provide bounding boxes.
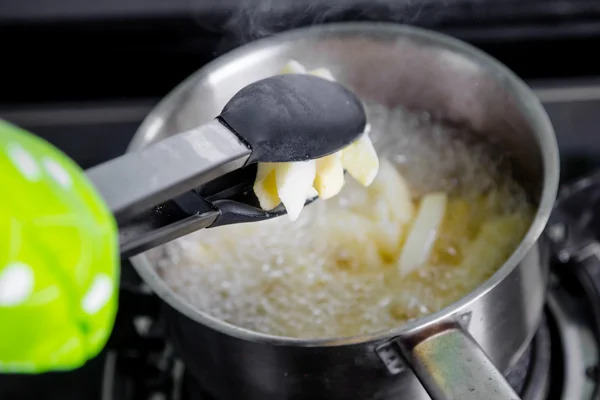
[215,0,455,46]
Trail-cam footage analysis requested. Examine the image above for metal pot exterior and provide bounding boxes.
[129,23,559,400]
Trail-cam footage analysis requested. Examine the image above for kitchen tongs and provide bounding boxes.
[85,74,367,258]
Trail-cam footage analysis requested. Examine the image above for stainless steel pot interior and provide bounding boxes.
[129,22,558,345]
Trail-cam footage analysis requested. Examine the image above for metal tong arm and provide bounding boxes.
[86,119,251,223]
[117,194,220,259]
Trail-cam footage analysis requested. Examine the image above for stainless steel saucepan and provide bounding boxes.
[129,22,559,400]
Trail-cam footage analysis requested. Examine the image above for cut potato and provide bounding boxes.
[370,159,414,224]
[276,160,317,221]
[254,162,317,212]
[280,60,307,74]
[459,213,530,283]
[314,153,345,199]
[253,163,280,210]
[341,132,379,187]
[398,192,447,276]
[429,198,472,266]
[372,222,404,261]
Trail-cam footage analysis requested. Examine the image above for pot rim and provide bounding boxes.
[128,21,559,347]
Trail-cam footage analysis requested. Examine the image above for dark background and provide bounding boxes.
[1,0,600,105]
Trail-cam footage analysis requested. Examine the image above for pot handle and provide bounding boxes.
[397,323,521,400]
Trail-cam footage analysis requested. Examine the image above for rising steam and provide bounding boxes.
[210,0,456,46]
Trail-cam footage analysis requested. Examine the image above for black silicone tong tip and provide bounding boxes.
[173,181,317,228]
[219,74,367,164]
[210,197,317,227]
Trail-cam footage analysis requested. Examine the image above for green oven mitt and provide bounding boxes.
[0,120,119,373]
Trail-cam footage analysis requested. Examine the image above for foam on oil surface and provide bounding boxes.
[156,105,533,339]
